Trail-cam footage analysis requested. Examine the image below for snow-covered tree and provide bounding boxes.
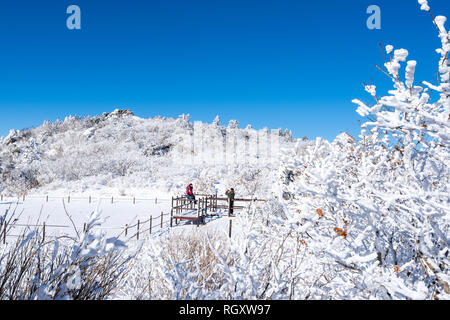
[276,0,450,299]
[227,119,239,129]
[212,115,220,126]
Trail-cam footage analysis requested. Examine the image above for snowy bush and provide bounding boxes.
[0,208,134,299]
[277,1,449,299]
[115,200,328,300]
[117,230,231,299]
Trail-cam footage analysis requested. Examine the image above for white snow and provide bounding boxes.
[0,0,449,301]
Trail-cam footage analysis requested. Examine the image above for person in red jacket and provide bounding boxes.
[186,183,197,204]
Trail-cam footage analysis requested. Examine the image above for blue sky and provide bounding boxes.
[0,0,448,140]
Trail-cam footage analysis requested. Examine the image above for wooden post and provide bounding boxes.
[83,223,86,233]
[201,198,204,224]
[46,195,48,202]
[229,219,232,238]
[133,197,136,205]
[160,212,163,228]
[137,220,140,240]
[23,194,25,201]
[89,195,91,204]
[170,208,173,227]
[197,200,200,227]
[149,217,152,234]
[228,198,232,217]
[42,222,46,243]
[155,197,157,204]
[68,196,70,203]
[125,224,128,237]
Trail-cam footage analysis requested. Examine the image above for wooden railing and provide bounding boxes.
[0,212,172,244]
[170,193,267,223]
[170,195,217,227]
[1,193,268,244]
[0,194,170,204]
[118,211,172,240]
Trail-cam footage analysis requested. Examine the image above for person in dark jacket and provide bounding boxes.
[225,188,235,214]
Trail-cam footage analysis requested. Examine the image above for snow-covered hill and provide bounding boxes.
[0,110,296,198]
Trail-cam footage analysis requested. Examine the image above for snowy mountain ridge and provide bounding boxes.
[0,109,298,197]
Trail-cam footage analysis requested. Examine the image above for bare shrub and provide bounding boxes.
[0,209,134,300]
[119,230,232,299]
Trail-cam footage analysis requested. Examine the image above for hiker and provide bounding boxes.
[225,188,235,214]
[186,183,197,204]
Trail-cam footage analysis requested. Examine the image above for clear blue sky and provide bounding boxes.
[0,0,448,140]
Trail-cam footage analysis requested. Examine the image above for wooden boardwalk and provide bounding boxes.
[170,194,266,227]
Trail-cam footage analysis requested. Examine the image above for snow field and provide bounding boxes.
[0,192,238,242]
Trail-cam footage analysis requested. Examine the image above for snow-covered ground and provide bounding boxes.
[1,193,169,239]
[0,191,240,242]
